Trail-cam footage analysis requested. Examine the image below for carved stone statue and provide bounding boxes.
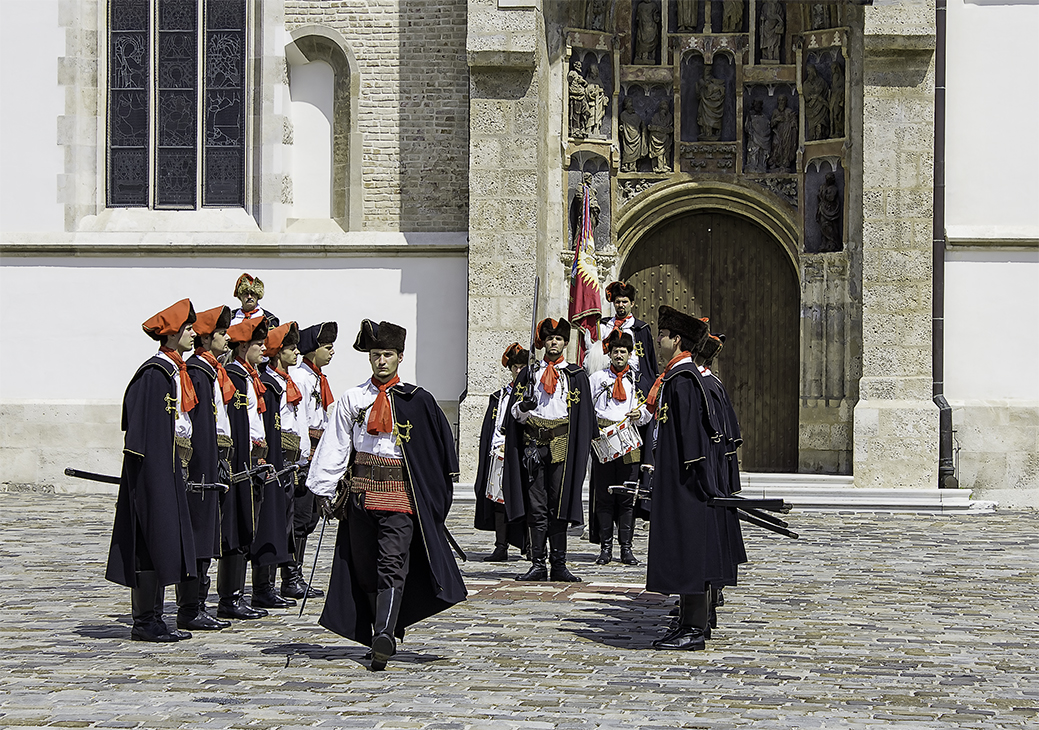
[620,97,647,172]
[745,98,771,172]
[634,0,661,64]
[759,0,784,63]
[830,62,845,138]
[586,0,610,31]
[648,99,674,173]
[768,94,798,172]
[722,0,743,33]
[586,64,609,137]
[568,61,590,137]
[696,63,726,141]
[811,3,833,31]
[676,0,698,32]
[803,64,830,141]
[816,172,842,251]
[575,171,602,242]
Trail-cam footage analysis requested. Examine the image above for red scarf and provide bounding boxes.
[305,358,335,410]
[242,308,260,319]
[610,364,630,402]
[196,349,235,405]
[159,347,198,413]
[236,357,267,413]
[540,354,565,395]
[646,351,691,415]
[367,375,401,435]
[275,365,303,406]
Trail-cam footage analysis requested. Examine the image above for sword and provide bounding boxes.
[298,516,327,618]
[64,468,119,485]
[444,527,467,562]
[736,509,799,539]
[709,495,792,514]
[527,274,541,373]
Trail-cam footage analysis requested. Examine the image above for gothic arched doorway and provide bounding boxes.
[620,211,799,472]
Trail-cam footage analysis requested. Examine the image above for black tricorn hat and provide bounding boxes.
[699,333,724,363]
[535,318,572,348]
[501,342,529,368]
[605,281,636,303]
[602,329,634,353]
[299,321,338,356]
[353,319,406,353]
[658,305,710,353]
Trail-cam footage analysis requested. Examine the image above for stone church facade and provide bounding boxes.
[1,0,1036,504]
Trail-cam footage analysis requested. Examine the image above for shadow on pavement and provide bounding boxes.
[262,642,444,668]
[558,595,670,649]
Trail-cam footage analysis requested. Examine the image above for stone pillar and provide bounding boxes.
[853,2,939,488]
[461,0,543,480]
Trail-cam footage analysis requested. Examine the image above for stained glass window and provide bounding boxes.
[203,0,246,207]
[108,0,150,207]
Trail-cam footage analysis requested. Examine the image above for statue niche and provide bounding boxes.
[721,0,744,33]
[805,162,844,253]
[568,161,610,250]
[802,63,830,141]
[633,0,661,64]
[620,96,648,172]
[758,0,785,64]
[768,94,798,173]
[696,62,727,142]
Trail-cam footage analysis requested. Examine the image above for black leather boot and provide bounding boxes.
[156,583,191,640]
[217,553,267,619]
[514,527,548,581]
[595,539,613,565]
[370,587,403,671]
[595,518,613,565]
[618,511,639,565]
[548,532,581,582]
[252,564,296,608]
[483,512,510,561]
[176,572,228,631]
[653,592,709,651]
[131,571,176,642]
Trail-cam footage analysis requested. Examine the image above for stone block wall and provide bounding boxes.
[285,0,469,232]
[953,402,1039,508]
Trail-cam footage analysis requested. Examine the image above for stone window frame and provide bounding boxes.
[285,25,363,232]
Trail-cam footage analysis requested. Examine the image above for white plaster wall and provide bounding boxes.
[945,250,1039,401]
[946,0,1039,240]
[0,257,468,403]
[0,0,65,233]
[289,61,334,220]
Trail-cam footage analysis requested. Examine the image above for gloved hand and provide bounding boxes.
[518,399,537,413]
[317,495,335,519]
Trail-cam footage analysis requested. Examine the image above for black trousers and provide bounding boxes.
[347,494,414,594]
[292,464,320,551]
[591,458,638,537]
[523,444,568,538]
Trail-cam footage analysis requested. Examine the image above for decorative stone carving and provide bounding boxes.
[768,94,798,172]
[618,178,661,205]
[759,0,784,63]
[575,171,601,242]
[676,0,698,32]
[648,100,674,173]
[620,97,648,172]
[751,176,798,208]
[586,0,610,31]
[815,171,842,251]
[722,0,743,33]
[586,64,609,138]
[830,62,845,138]
[744,98,771,172]
[634,0,661,65]
[680,143,737,174]
[803,64,830,141]
[568,60,591,137]
[696,63,726,142]
[810,3,834,31]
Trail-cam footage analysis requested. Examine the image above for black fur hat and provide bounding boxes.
[298,321,338,356]
[501,342,529,368]
[605,281,636,303]
[535,318,572,348]
[658,305,710,354]
[699,333,724,363]
[602,329,635,353]
[353,319,406,353]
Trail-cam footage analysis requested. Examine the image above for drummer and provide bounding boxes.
[587,330,652,566]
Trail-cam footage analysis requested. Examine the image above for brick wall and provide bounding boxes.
[285,0,469,232]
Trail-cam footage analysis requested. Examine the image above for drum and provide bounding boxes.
[485,447,505,503]
[591,419,644,464]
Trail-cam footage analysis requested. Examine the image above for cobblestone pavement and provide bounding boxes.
[2,493,1038,729]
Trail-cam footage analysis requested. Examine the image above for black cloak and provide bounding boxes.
[473,388,526,549]
[645,362,728,596]
[252,369,292,566]
[224,362,260,552]
[185,355,223,560]
[701,370,748,574]
[319,383,467,644]
[105,357,196,588]
[501,362,595,527]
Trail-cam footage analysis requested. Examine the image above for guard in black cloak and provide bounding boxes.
[474,343,529,562]
[283,321,338,599]
[307,319,466,671]
[251,321,301,609]
[177,305,234,631]
[219,316,271,620]
[644,304,727,651]
[106,299,199,642]
[695,333,747,614]
[504,318,595,582]
[583,281,658,393]
[587,330,653,566]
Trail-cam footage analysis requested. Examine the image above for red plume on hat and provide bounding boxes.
[535,318,572,349]
[142,299,196,341]
[602,329,634,354]
[501,342,529,368]
[605,281,636,303]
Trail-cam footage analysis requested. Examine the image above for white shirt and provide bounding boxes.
[307,379,403,498]
[582,315,642,375]
[489,384,513,451]
[268,367,310,463]
[158,351,193,439]
[242,368,265,443]
[214,377,231,438]
[230,306,272,326]
[293,359,331,432]
[511,359,570,423]
[589,367,652,426]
